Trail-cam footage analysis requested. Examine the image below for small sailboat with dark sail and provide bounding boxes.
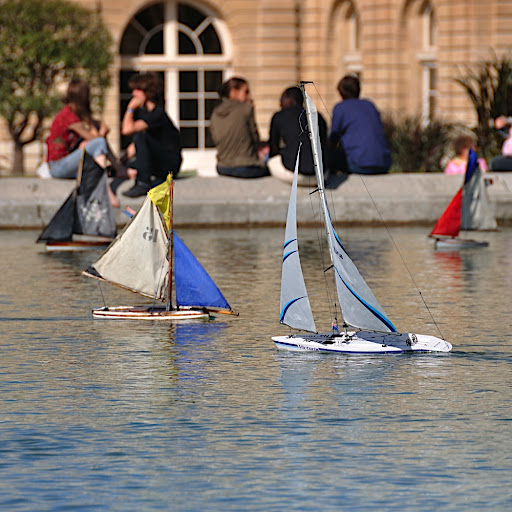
[37,151,116,251]
[272,83,452,354]
[83,175,234,320]
[429,148,496,249]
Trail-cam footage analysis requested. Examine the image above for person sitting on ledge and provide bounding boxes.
[267,86,328,186]
[209,77,269,178]
[490,116,512,172]
[121,72,182,197]
[328,74,392,175]
[445,134,488,174]
[45,79,123,207]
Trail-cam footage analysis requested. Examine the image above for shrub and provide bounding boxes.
[382,115,454,172]
[455,51,512,160]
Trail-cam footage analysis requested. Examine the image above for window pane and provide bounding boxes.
[136,3,164,31]
[181,127,198,148]
[145,30,164,55]
[178,3,205,31]
[200,24,222,54]
[205,70,223,92]
[179,31,196,54]
[205,127,215,148]
[180,99,198,121]
[179,71,198,92]
[205,98,219,119]
[120,26,143,55]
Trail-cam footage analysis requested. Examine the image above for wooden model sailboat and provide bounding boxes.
[83,175,234,320]
[37,152,116,251]
[429,148,496,249]
[272,83,452,354]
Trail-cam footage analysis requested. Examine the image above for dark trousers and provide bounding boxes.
[217,165,269,178]
[490,155,512,171]
[133,132,181,186]
[328,148,389,175]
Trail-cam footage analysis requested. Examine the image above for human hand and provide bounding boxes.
[128,94,145,111]
[495,116,508,129]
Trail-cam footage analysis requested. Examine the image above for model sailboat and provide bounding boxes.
[429,149,496,249]
[83,175,234,320]
[37,152,116,251]
[272,83,452,353]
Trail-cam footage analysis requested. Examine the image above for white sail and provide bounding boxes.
[303,89,396,333]
[85,197,169,301]
[279,147,317,333]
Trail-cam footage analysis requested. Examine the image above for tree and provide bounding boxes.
[0,0,113,175]
[455,52,512,160]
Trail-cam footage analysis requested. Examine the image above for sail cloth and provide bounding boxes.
[461,149,497,231]
[147,175,232,311]
[279,147,317,333]
[84,197,169,301]
[174,232,231,310]
[430,149,496,237]
[303,90,396,333]
[37,153,116,242]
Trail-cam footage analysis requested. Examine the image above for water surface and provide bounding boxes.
[0,227,511,511]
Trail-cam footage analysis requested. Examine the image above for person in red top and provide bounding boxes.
[46,79,122,206]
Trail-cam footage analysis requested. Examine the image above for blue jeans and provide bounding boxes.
[49,137,108,179]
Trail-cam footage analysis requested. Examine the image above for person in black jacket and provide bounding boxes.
[121,72,182,197]
[267,86,328,185]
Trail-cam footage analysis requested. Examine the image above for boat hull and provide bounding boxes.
[45,240,112,252]
[272,331,452,354]
[92,305,210,321]
[434,237,488,250]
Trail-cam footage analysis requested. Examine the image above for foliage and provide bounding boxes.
[0,0,113,174]
[382,115,454,173]
[455,51,512,159]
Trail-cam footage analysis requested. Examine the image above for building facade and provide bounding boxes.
[5,0,512,175]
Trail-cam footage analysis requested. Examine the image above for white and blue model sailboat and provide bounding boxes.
[84,176,234,320]
[272,83,452,353]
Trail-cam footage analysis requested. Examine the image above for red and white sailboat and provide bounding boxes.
[430,149,496,249]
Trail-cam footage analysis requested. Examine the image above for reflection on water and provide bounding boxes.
[1,228,512,511]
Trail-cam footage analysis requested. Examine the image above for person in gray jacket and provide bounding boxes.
[210,77,269,178]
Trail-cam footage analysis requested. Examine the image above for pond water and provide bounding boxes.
[1,227,511,511]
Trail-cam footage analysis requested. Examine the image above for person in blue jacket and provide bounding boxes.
[329,74,392,175]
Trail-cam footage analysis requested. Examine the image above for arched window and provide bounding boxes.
[329,0,362,102]
[120,2,232,175]
[401,0,437,121]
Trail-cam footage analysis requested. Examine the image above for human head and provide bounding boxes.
[219,77,251,102]
[65,79,92,120]
[453,134,475,157]
[128,72,163,104]
[280,86,303,109]
[337,74,360,99]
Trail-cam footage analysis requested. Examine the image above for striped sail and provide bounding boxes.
[303,89,396,333]
[279,147,317,333]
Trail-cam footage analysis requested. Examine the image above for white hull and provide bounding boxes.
[92,305,210,321]
[272,331,452,354]
[434,237,488,250]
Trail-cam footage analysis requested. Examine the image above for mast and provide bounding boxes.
[300,82,337,294]
[167,178,174,311]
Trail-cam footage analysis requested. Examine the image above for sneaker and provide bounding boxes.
[122,182,150,197]
[36,162,52,179]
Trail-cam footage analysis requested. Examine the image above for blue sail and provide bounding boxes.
[173,232,231,310]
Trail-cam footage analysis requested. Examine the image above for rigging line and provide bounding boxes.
[358,175,445,340]
[309,185,337,324]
